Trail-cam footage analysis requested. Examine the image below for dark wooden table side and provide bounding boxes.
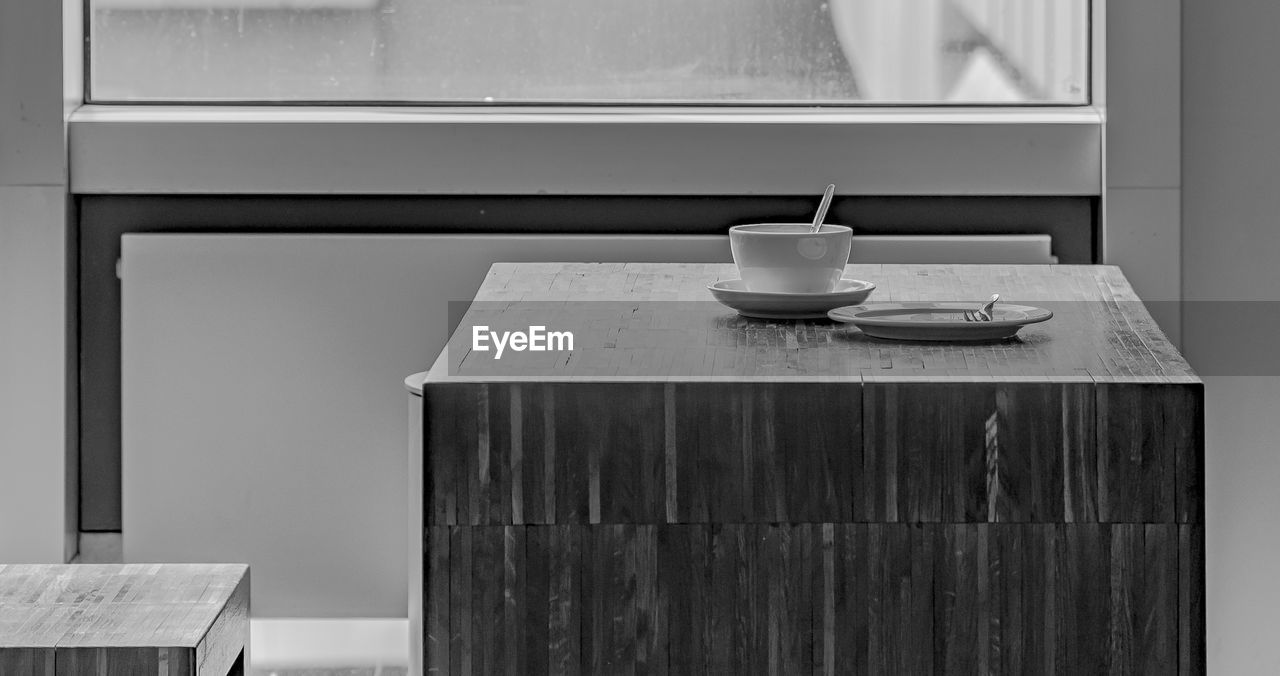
[421,263,1205,676]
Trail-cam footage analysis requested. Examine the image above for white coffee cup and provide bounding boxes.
[729,223,853,293]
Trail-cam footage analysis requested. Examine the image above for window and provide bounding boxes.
[73,0,1100,197]
[90,0,1089,105]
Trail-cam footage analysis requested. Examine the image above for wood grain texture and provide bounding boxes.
[503,526,528,676]
[426,264,1202,528]
[0,648,54,676]
[427,384,472,527]
[1098,385,1168,524]
[421,264,1204,674]
[1057,524,1109,673]
[523,527,550,676]
[660,525,708,676]
[863,382,994,522]
[935,524,980,674]
[419,524,1198,675]
[449,527,473,676]
[1179,525,1206,676]
[426,527,450,675]
[1095,383,1205,525]
[517,384,554,526]
[473,527,502,676]
[1140,524,1177,674]
[766,386,858,524]
[673,384,746,525]
[1173,385,1207,524]
[56,647,195,676]
[548,526,582,676]
[994,384,1079,523]
[1060,383,1100,523]
[0,564,247,676]
[195,570,249,676]
[439,263,1195,381]
[428,379,1191,527]
[993,524,1056,675]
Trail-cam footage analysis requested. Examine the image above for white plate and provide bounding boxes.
[828,302,1053,341]
[707,278,876,319]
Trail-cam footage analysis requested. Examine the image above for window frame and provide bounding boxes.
[69,105,1103,196]
[69,0,1106,198]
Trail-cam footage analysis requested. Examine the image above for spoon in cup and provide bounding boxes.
[810,183,836,233]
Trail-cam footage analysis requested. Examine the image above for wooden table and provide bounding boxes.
[0,564,249,675]
[419,263,1204,675]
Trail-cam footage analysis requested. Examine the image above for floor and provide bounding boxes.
[250,669,408,676]
[75,534,409,675]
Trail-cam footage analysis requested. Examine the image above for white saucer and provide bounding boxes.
[707,278,876,319]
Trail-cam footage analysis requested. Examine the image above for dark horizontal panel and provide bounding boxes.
[426,381,1200,527]
[80,194,1094,248]
[424,523,1202,675]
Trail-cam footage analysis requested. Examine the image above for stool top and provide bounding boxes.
[0,563,248,648]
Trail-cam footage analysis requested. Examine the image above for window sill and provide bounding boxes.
[68,105,1102,196]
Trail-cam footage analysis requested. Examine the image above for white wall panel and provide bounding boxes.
[121,234,734,617]
[1104,188,1181,344]
[1201,377,1280,674]
[0,187,73,562]
[1184,1,1280,671]
[1105,0,1181,190]
[1102,0,1181,347]
[0,0,79,564]
[0,2,67,186]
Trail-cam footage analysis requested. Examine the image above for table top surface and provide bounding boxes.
[0,564,247,648]
[424,263,1196,385]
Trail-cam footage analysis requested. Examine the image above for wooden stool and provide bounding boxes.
[0,563,248,675]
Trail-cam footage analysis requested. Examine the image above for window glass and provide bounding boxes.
[89,0,1089,104]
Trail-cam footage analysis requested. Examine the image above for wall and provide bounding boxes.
[0,0,78,563]
[1183,1,1280,673]
[1104,0,1183,345]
